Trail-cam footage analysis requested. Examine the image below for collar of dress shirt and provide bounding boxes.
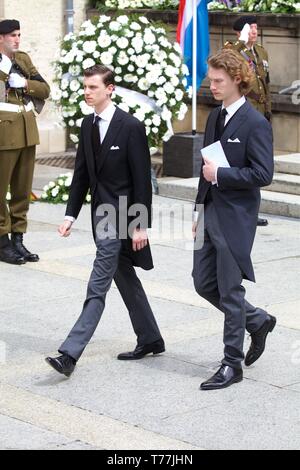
[222,95,246,122]
[93,102,116,124]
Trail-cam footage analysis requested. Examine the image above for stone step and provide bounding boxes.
[274,154,300,176]
[265,173,300,195]
[260,190,300,218]
[157,178,300,218]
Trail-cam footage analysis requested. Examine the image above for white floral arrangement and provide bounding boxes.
[242,0,300,12]
[52,14,189,154]
[208,0,300,12]
[40,173,91,204]
[103,0,179,8]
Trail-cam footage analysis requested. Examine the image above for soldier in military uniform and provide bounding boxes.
[0,19,50,264]
[224,15,271,226]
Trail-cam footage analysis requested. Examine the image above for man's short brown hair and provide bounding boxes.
[84,64,115,88]
[208,49,253,94]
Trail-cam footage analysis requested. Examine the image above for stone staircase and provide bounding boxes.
[158,154,300,218]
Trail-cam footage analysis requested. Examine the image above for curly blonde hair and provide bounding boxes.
[208,49,254,95]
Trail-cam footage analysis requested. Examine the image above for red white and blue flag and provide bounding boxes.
[177,0,210,90]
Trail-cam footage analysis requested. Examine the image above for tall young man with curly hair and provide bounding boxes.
[192,49,276,390]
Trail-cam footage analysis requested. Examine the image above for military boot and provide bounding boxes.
[0,234,26,265]
[11,233,39,262]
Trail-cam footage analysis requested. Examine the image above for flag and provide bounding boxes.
[177,0,210,90]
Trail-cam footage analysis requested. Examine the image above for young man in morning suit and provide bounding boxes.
[46,65,164,377]
[192,50,276,391]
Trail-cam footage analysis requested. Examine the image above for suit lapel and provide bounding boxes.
[83,114,96,176]
[221,101,250,145]
[97,107,124,175]
[206,107,220,146]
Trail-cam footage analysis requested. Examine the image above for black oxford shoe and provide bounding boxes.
[0,243,26,265]
[45,354,76,377]
[200,365,243,391]
[257,217,268,226]
[117,339,165,360]
[245,315,276,367]
[11,233,39,262]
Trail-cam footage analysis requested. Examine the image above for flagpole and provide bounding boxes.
[192,0,197,136]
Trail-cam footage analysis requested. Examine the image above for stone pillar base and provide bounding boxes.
[163,132,204,178]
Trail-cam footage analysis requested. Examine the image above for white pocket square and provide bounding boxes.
[110,145,120,150]
[227,138,240,143]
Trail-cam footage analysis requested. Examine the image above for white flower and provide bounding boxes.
[144,32,156,45]
[43,185,49,192]
[116,37,129,49]
[100,52,113,65]
[49,181,56,189]
[82,40,97,54]
[109,21,122,32]
[86,194,91,203]
[62,194,69,202]
[70,79,80,92]
[79,101,93,116]
[146,70,161,84]
[171,76,180,87]
[82,58,96,69]
[109,47,117,55]
[152,115,161,127]
[139,17,149,25]
[69,120,75,127]
[130,22,141,31]
[115,67,122,75]
[58,179,64,186]
[124,74,138,83]
[132,37,144,54]
[93,51,100,59]
[182,64,189,76]
[175,89,184,102]
[98,15,111,24]
[51,86,62,101]
[51,188,59,198]
[118,52,129,66]
[41,193,47,200]
[117,15,129,25]
[65,177,73,187]
[69,65,81,76]
[138,78,150,91]
[161,106,172,122]
[98,35,112,48]
[164,83,175,95]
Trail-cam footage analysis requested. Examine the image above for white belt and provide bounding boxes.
[0,102,34,113]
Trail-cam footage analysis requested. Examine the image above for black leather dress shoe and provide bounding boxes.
[0,235,25,265]
[257,217,268,226]
[45,354,76,377]
[200,365,243,391]
[117,339,165,360]
[245,315,276,366]
[11,233,39,262]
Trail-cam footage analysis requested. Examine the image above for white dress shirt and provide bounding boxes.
[93,101,116,143]
[65,102,116,224]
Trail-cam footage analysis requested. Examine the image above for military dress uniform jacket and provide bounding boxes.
[224,40,271,118]
[0,51,50,151]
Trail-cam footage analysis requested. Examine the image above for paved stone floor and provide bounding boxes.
[0,174,300,449]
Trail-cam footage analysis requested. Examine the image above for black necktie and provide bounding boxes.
[92,115,101,157]
[215,108,228,141]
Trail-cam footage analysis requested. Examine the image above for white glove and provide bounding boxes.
[0,53,12,74]
[8,73,26,89]
[240,23,251,43]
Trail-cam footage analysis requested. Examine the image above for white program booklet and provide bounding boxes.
[201,140,230,168]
